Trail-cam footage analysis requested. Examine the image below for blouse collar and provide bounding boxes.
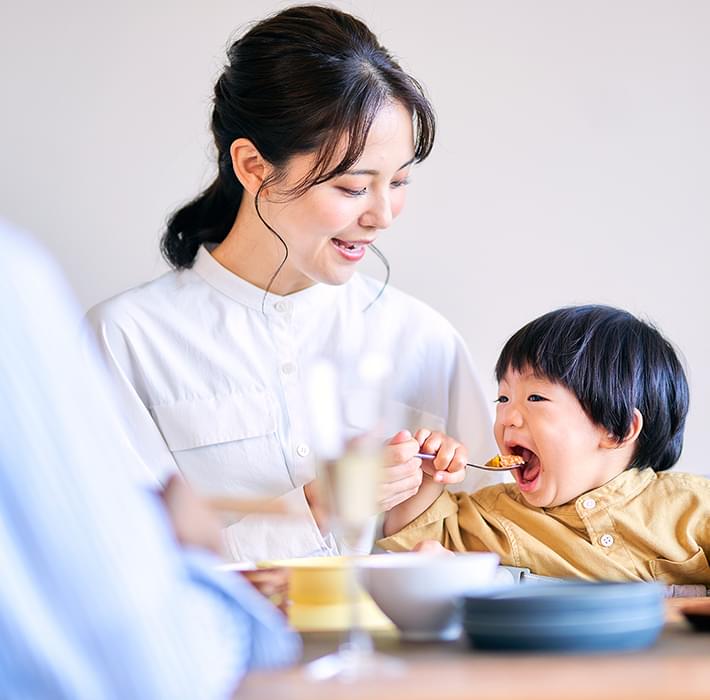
[192,244,340,314]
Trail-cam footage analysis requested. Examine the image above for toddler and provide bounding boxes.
[379,305,710,584]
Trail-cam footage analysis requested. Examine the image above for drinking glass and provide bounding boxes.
[303,355,403,681]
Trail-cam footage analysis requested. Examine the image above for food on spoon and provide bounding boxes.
[485,454,526,469]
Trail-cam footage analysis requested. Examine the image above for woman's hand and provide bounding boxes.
[413,428,468,485]
[305,427,466,527]
[161,474,225,557]
[379,430,424,511]
[302,431,422,529]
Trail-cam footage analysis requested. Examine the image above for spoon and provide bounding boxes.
[415,453,526,472]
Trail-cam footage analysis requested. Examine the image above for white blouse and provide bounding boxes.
[86,245,499,561]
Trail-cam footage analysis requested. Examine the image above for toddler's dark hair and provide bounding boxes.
[495,305,689,472]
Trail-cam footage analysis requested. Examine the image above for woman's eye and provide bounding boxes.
[390,178,410,189]
[494,395,509,404]
[528,394,547,402]
[338,186,367,197]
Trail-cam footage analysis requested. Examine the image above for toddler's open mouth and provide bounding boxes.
[509,446,542,492]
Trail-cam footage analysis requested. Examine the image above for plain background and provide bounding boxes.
[2,1,708,473]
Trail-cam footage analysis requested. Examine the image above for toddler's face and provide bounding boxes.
[493,367,624,508]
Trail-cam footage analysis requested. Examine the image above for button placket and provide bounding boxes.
[580,502,623,555]
[578,496,614,551]
[267,301,301,484]
[269,303,297,379]
[271,305,315,486]
[296,443,310,458]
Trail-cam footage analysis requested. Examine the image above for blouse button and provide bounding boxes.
[582,498,596,510]
[274,301,290,313]
[296,444,310,458]
[599,534,614,547]
[281,362,296,375]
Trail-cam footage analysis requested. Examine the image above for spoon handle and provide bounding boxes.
[415,452,520,472]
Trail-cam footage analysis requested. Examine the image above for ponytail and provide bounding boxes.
[161,164,242,268]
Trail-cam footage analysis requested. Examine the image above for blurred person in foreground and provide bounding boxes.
[0,220,300,699]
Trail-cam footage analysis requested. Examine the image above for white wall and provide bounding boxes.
[2,1,708,473]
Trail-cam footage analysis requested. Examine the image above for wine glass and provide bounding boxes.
[303,355,404,681]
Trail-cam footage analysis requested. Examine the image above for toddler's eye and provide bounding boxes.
[494,395,509,404]
[528,394,547,402]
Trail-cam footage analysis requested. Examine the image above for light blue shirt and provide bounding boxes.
[0,223,300,699]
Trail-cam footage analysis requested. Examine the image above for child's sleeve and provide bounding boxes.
[376,488,513,558]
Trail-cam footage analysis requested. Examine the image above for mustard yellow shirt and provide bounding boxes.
[377,468,710,584]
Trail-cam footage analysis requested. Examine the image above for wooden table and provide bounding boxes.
[236,600,710,700]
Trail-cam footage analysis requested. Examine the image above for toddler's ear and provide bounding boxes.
[623,409,644,445]
[600,408,644,449]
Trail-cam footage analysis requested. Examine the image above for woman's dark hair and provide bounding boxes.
[495,305,689,472]
[161,4,435,269]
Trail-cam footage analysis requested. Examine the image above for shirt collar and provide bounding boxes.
[192,244,340,314]
[544,468,657,518]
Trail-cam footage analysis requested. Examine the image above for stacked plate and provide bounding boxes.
[677,598,710,632]
[463,582,665,652]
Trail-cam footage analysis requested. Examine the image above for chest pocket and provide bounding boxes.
[150,390,290,496]
[648,548,710,585]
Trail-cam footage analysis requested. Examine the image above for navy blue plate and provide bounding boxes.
[463,582,665,652]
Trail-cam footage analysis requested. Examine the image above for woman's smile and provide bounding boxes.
[329,237,372,262]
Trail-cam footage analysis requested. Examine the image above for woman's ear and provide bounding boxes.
[601,409,644,449]
[230,138,268,196]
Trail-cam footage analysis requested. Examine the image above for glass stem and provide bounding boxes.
[342,558,372,655]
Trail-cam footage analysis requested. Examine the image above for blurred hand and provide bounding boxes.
[161,474,224,557]
[412,539,455,557]
[414,428,468,486]
[240,568,290,614]
[379,430,424,511]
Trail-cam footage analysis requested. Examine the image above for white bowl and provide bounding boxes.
[359,552,500,641]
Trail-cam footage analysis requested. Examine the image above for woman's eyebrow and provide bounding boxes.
[345,157,415,176]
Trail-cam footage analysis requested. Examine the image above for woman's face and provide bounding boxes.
[262,101,415,290]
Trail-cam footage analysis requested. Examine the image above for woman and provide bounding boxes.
[87,5,498,561]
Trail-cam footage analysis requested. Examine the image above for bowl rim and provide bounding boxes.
[358,551,500,569]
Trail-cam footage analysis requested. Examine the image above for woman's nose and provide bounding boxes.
[360,191,393,230]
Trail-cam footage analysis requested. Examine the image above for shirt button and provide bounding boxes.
[281,362,296,375]
[600,534,614,547]
[296,444,310,458]
[582,498,596,510]
[274,301,290,313]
